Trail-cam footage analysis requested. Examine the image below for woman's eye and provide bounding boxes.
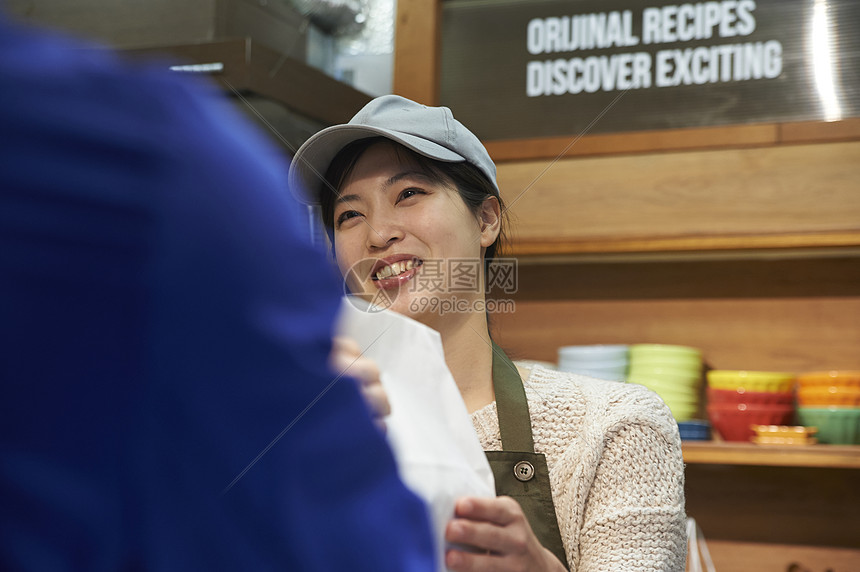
[336,210,362,227]
[397,188,425,202]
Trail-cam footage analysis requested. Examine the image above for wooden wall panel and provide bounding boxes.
[393,0,440,105]
[503,257,860,301]
[491,297,860,371]
[685,465,860,549]
[486,123,779,161]
[485,119,860,162]
[495,141,860,250]
[703,540,860,571]
[489,258,860,371]
[779,117,860,144]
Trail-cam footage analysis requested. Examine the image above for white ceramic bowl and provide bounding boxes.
[558,357,629,369]
[558,344,629,360]
[560,366,627,382]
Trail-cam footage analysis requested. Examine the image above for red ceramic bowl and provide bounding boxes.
[706,403,795,442]
[706,387,794,406]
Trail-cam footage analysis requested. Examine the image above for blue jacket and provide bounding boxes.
[0,12,435,571]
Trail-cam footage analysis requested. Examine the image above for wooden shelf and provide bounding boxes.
[123,38,372,126]
[507,232,860,260]
[484,118,860,162]
[682,441,860,469]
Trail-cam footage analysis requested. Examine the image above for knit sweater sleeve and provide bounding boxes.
[471,367,687,571]
[576,385,687,572]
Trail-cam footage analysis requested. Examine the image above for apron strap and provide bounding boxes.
[488,342,570,569]
[491,341,535,452]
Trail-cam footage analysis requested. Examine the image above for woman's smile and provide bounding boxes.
[371,256,424,289]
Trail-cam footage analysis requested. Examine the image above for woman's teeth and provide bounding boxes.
[375,260,417,280]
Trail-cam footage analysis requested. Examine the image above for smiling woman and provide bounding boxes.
[288,95,688,572]
[319,138,502,330]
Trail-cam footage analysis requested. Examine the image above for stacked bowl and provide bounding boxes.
[627,344,703,421]
[796,370,860,444]
[557,345,628,382]
[706,370,795,442]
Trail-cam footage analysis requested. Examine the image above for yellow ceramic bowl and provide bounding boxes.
[707,370,795,393]
[630,344,702,359]
[628,355,703,370]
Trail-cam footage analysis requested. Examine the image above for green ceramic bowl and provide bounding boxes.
[797,407,860,445]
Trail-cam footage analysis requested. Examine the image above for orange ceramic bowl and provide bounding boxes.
[707,387,794,406]
[796,371,860,388]
[796,386,860,407]
[707,403,795,442]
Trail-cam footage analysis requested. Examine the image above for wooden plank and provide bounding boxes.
[393,0,440,105]
[685,464,860,548]
[122,38,251,88]
[507,232,860,256]
[780,117,860,144]
[486,123,778,162]
[491,297,860,373]
[683,442,860,469]
[494,141,860,252]
[484,118,860,163]
[123,39,371,127]
[703,540,860,572]
[501,257,860,301]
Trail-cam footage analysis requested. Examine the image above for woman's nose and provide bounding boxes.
[366,219,404,250]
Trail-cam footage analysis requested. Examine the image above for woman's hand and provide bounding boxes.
[444,496,567,572]
[329,336,390,430]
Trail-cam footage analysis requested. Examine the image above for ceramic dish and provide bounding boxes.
[707,403,795,442]
[677,420,711,441]
[797,386,860,407]
[796,370,860,388]
[796,407,860,445]
[707,387,794,405]
[707,370,795,393]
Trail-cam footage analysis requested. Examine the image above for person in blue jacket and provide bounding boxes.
[0,10,435,571]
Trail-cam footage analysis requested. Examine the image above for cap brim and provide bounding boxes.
[288,124,467,205]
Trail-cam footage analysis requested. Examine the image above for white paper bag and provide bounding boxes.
[336,298,496,571]
[686,517,715,572]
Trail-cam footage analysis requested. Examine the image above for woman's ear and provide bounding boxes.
[478,196,502,248]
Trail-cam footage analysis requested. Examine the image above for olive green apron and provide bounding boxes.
[486,343,569,569]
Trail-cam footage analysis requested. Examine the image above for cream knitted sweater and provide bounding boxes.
[470,365,687,571]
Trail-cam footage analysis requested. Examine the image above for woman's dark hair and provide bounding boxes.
[320,137,508,275]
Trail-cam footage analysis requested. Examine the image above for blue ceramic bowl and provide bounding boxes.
[677,420,711,441]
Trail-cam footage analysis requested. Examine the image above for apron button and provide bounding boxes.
[513,460,535,482]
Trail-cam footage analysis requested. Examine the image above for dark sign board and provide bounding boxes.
[440,0,860,140]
